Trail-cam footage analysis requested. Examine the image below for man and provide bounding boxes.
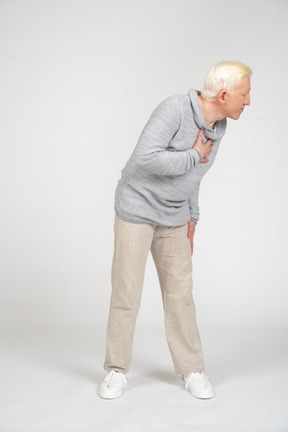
[99,61,252,400]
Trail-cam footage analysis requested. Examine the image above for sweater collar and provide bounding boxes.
[188,89,219,140]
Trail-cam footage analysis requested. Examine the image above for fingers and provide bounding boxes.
[193,130,213,162]
[187,220,196,255]
[202,138,212,154]
[202,139,213,162]
[201,147,213,163]
[187,231,193,253]
[205,140,213,150]
[197,129,204,139]
[190,235,194,255]
[207,145,213,155]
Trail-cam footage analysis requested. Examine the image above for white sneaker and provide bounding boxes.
[99,371,127,399]
[183,372,214,399]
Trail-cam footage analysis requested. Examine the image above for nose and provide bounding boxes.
[245,94,251,106]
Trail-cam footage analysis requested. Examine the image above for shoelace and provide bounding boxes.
[185,372,209,389]
[105,371,127,388]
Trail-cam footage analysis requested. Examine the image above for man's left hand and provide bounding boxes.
[187,220,196,255]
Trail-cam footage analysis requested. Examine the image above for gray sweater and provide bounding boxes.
[115,89,227,226]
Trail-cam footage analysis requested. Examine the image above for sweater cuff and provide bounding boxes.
[191,148,202,164]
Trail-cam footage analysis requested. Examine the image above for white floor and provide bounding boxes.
[0,325,287,432]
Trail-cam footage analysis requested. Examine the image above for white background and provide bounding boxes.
[0,1,288,431]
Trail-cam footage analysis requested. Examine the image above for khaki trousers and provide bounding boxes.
[104,216,205,375]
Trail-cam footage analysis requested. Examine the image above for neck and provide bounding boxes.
[198,95,225,129]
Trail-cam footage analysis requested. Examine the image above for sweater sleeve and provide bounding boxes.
[188,182,200,223]
[131,98,201,176]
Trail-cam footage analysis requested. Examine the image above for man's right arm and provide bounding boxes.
[131,99,212,176]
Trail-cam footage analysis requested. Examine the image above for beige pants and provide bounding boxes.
[104,216,205,375]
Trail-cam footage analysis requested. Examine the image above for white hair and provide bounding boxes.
[201,61,252,102]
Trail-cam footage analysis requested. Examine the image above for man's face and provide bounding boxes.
[224,75,251,120]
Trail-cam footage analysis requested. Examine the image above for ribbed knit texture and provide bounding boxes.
[115,89,227,226]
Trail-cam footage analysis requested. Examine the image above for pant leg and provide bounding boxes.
[150,223,205,375]
[104,216,154,374]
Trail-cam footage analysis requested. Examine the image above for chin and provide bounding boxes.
[230,113,241,120]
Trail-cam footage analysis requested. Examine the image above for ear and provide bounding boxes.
[217,90,227,105]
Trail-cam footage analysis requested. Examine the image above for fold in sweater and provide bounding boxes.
[114,89,227,226]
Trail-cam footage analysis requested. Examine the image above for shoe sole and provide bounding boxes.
[98,389,124,399]
[189,390,215,399]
